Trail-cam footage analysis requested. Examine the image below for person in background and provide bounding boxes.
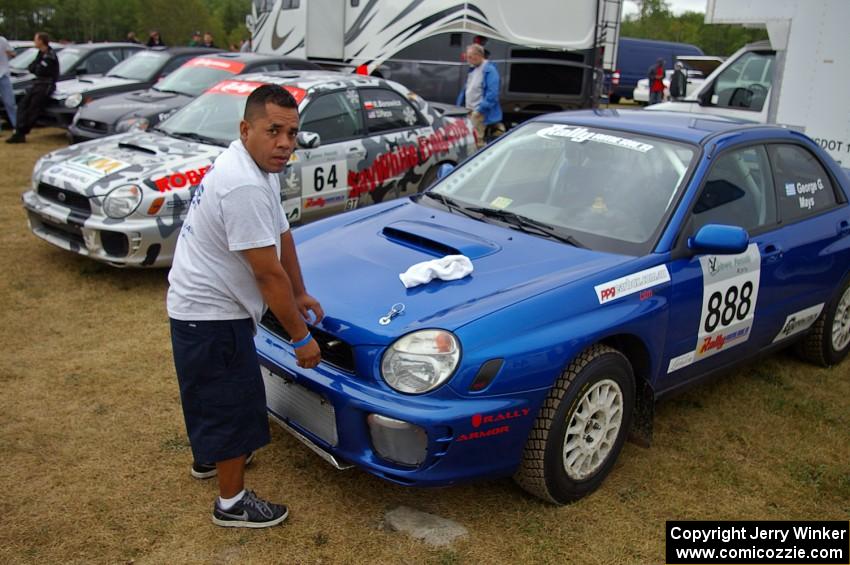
[126,31,140,44]
[0,33,17,133]
[189,31,202,47]
[7,32,58,144]
[203,32,216,48]
[456,43,504,148]
[147,30,165,47]
[669,61,687,101]
[648,58,665,105]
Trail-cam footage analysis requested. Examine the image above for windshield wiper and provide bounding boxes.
[417,191,481,220]
[167,130,225,146]
[465,206,583,247]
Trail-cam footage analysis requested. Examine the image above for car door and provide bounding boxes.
[661,144,781,388]
[289,88,366,223]
[355,87,431,202]
[760,142,849,345]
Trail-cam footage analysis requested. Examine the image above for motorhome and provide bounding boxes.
[247,0,623,124]
[650,0,850,166]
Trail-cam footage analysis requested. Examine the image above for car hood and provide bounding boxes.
[54,75,141,98]
[293,200,632,344]
[77,88,193,123]
[34,131,224,197]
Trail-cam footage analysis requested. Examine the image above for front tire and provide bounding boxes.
[514,344,635,504]
[797,277,850,366]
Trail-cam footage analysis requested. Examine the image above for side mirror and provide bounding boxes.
[688,224,749,255]
[296,131,320,149]
[75,66,87,76]
[437,163,455,180]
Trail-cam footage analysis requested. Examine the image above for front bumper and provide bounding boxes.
[22,190,177,268]
[255,325,543,487]
[68,122,110,143]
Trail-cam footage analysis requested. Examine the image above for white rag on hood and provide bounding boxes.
[399,254,474,288]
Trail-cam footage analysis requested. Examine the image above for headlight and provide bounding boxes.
[65,93,83,108]
[115,117,150,133]
[102,184,143,219]
[381,330,460,394]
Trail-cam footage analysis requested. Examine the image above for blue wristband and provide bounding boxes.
[291,332,312,349]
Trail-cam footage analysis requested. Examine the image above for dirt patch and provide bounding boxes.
[1,128,848,564]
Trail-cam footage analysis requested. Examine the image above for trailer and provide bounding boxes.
[649,0,850,166]
[247,0,623,124]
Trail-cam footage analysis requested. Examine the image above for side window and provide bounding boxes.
[768,144,838,222]
[710,51,774,111]
[161,55,192,76]
[360,87,426,134]
[691,146,776,233]
[300,91,363,144]
[281,0,300,8]
[84,50,121,74]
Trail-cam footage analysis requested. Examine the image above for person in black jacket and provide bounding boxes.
[669,62,687,101]
[7,32,58,144]
[146,30,165,47]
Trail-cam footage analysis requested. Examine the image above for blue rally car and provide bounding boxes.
[255,110,850,504]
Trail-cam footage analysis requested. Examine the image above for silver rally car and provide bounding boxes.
[22,70,476,267]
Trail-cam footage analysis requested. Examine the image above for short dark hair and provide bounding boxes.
[35,32,50,45]
[244,84,297,121]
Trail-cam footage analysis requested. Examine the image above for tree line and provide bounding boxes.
[1,0,251,49]
[622,0,769,56]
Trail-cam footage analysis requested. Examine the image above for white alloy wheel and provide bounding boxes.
[562,378,623,480]
[831,286,850,351]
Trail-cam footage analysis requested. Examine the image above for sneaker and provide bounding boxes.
[212,490,289,529]
[191,451,256,479]
[5,133,25,144]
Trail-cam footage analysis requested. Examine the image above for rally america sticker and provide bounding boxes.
[595,265,670,304]
[48,154,132,187]
[772,304,824,343]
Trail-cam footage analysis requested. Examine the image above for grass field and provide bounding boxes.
[1,128,848,565]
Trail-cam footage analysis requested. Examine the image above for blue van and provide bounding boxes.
[608,37,704,103]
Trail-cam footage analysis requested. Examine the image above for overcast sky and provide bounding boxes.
[622,0,710,17]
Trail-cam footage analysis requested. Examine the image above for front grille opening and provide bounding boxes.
[260,310,355,373]
[34,215,85,246]
[101,231,129,257]
[37,183,91,213]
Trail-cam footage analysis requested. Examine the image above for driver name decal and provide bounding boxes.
[595,265,670,304]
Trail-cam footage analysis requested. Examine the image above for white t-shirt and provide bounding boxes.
[0,37,12,77]
[464,63,486,112]
[167,139,290,328]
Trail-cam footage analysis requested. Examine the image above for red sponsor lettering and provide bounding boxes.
[305,197,326,209]
[471,408,529,428]
[186,58,246,74]
[699,334,725,354]
[347,144,420,198]
[639,289,653,301]
[206,80,267,96]
[418,119,471,161]
[456,425,510,442]
[152,166,210,192]
[600,287,616,301]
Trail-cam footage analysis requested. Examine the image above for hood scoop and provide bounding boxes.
[381,220,500,259]
[118,141,158,155]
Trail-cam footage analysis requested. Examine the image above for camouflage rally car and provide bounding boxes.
[22,71,476,267]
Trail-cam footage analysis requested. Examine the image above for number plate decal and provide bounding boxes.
[694,243,761,360]
[302,160,348,197]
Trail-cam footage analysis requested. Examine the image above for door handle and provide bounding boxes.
[761,243,783,263]
[838,220,850,237]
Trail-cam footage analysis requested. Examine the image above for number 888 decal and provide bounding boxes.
[696,244,761,359]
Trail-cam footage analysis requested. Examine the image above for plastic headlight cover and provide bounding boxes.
[116,117,150,133]
[381,330,460,394]
[65,93,83,108]
[102,185,143,219]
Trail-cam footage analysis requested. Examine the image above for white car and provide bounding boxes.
[633,69,705,105]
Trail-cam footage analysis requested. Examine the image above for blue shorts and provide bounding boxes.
[170,318,270,464]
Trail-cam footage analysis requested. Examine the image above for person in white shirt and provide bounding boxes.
[0,35,18,132]
[167,84,323,528]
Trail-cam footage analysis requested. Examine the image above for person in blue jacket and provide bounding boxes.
[456,43,504,148]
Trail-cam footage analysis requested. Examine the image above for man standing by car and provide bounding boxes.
[648,58,665,105]
[0,34,17,133]
[669,61,687,101]
[456,43,504,148]
[167,84,323,528]
[6,32,57,144]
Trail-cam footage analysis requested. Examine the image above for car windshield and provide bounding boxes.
[430,122,696,251]
[158,91,247,145]
[107,50,168,80]
[10,47,38,70]
[155,65,235,96]
[57,48,83,73]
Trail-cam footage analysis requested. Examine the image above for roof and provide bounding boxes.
[60,42,146,51]
[147,46,223,56]
[536,109,780,145]
[204,52,317,64]
[231,69,391,93]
